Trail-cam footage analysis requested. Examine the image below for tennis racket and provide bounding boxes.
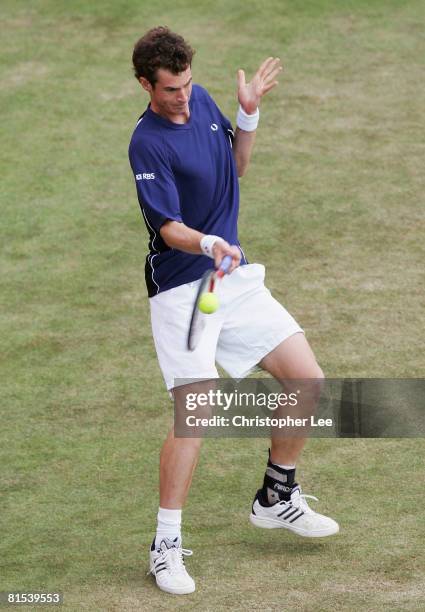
[187,255,232,351]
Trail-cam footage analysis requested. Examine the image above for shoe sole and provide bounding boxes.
[249,513,339,537]
[150,570,196,595]
[156,582,196,595]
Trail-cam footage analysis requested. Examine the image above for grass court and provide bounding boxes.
[1,1,424,609]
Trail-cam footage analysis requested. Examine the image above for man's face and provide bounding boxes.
[141,66,193,119]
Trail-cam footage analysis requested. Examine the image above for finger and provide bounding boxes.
[262,81,279,95]
[218,246,239,273]
[265,58,282,73]
[263,59,282,80]
[258,56,277,77]
[237,69,246,89]
[230,248,241,273]
[212,241,229,264]
[263,65,283,84]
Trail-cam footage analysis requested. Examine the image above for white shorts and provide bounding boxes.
[149,263,304,390]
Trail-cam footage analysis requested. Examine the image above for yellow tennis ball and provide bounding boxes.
[198,292,219,314]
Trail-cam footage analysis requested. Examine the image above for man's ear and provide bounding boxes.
[139,77,153,93]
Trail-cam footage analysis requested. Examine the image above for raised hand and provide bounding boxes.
[237,57,282,115]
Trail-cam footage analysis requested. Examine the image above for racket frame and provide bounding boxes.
[187,256,232,351]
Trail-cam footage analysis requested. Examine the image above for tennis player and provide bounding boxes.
[128,27,339,595]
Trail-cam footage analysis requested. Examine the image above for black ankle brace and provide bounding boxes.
[262,451,296,504]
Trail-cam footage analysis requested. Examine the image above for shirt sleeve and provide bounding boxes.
[128,136,182,232]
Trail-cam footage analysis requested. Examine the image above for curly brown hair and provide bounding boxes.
[132,26,195,86]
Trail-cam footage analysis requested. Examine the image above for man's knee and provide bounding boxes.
[300,364,324,398]
[283,364,324,404]
[172,379,216,437]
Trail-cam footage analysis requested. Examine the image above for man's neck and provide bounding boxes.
[150,102,190,125]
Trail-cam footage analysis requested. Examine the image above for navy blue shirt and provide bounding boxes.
[128,84,247,297]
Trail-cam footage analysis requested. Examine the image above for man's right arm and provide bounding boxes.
[160,220,241,273]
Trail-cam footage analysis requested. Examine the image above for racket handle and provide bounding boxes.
[217,255,233,276]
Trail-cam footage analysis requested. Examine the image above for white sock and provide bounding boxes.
[155,507,182,549]
[275,463,296,470]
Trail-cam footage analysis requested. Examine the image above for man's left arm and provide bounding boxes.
[232,57,282,177]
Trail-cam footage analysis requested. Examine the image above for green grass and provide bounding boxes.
[1,0,424,610]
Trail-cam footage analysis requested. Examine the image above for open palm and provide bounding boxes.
[237,57,282,115]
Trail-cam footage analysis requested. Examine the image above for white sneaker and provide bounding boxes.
[250,485,339,537]
[149,537,195,595]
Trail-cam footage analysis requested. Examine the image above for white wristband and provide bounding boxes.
[236,105,259,132]
[200,235,224,258]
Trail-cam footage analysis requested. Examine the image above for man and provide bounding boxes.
[129,27,339,596]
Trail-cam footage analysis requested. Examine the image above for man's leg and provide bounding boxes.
[150,381,213,595]
[159,426,202,509]
[259,331,323,467]
[147,277,223,594]
[158,379,215,510]
[250,332,339,537]
[153,426,202,552]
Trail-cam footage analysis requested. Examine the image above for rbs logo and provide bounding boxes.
[136,173,155,180]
